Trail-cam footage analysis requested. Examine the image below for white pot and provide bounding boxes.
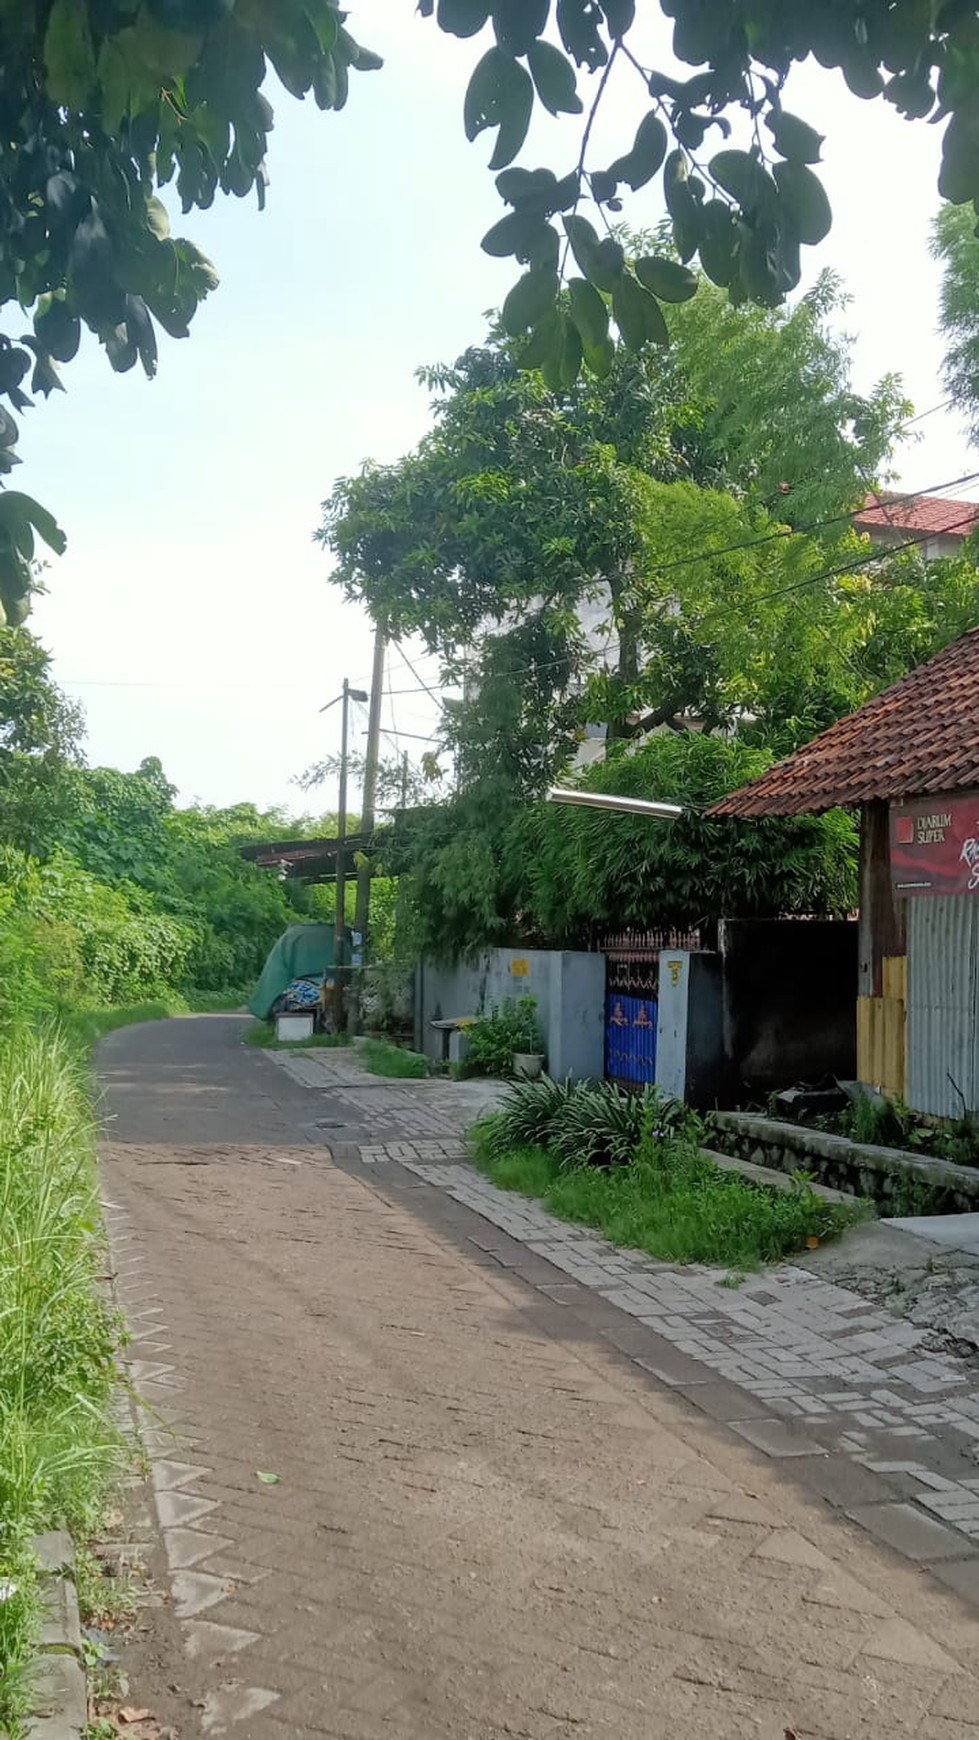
[514,1052,545,1080]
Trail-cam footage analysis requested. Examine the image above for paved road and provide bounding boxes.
[100,1017,979,1740]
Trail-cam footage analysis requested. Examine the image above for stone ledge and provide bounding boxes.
[699,1146,860,1207]
[712,1111,979,1211]
[28,1530,85,1740]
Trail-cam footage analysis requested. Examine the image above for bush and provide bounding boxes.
[464,997,544,1078]
[480,1076,696,1168]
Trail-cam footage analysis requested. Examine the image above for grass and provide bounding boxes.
[471,1124,862,1271]
[0,1022,126,1734]
[242,1020,351,1051]
[361,1039,429,1079]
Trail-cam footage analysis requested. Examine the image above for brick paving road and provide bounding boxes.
[99,1018,979,1739]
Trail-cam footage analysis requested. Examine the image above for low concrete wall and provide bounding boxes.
[416,948,604,1080]
[712,1110,979,1214]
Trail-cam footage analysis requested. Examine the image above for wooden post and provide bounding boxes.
[857,800,907,1092]
[858,800,906,998]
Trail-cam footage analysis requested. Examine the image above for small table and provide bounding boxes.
[429,1016,473,1066]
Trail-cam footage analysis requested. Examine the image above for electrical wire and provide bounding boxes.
[59,466,979,697]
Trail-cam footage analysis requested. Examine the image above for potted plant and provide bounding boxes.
[513,996,546,1080]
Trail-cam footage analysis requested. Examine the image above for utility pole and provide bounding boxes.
[401,751,409,809]
[322,677,366,1029]
[350,623,387,1029]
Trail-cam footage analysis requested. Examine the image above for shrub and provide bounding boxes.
[465,997,544,1078]
[480,1075,697,1168]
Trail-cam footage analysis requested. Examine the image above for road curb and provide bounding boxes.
[27,1530,86,1740]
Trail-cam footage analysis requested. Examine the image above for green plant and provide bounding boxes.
[480,1075,698,1168]
[465,998,544,1078]
[471,1111,861,1272]
[361,1040,429,1080]
[0,1022,124,1733]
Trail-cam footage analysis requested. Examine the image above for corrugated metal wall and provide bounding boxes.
[907,896,979,1116]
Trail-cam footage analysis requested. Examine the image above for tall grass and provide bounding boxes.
[0,1024,123,1733]
[361,1039,429,1079]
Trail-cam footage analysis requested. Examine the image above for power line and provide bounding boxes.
[390,638,444,705]
[57,466,979,699]
[695,504,979,629]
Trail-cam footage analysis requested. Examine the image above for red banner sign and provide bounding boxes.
[890,790,979,896]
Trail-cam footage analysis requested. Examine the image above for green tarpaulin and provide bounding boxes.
[248,924,342,1021]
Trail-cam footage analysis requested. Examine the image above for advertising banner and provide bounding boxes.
[890,790,979,896]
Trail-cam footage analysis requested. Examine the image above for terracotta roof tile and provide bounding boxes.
[854,492,979,540]
[711,628,979,817]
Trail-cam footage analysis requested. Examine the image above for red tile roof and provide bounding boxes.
[711,628,979,817]
[854,492,979,540]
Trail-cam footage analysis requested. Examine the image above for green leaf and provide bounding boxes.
[635,255,697,302]
[582,333,614,379]
[709,149,775,212]
[608,112,667,191]
[567,277,609,350]
[663,150,705,260]
[939,110,979,206]
[518,307,563,369]
[44,0,96,109]
[481,210,547,258]
[765,110,824,164]
[495,166,556,208]
[697,200,739,288]
[256,1470,280,1485]
[599,0,635,38]
[464,47,533,169]
[34,298,81,364]
[305,1,341,54]
[540,310,582,390]
[773,160,832,245]
[437,0,491,36]
[526,41,582,117]
[0,492,67,557]
[557,0,608,70]
[563,216,624,291]
[612,272,667,349]
[145,197,170,242]
[501,269,559,335]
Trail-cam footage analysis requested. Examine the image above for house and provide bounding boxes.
[712,628,979,1118]
[854,492,979,562]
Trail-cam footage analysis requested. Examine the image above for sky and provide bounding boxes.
[26,3,979,818]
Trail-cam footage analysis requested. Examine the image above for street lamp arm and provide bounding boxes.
[546,788,683,820]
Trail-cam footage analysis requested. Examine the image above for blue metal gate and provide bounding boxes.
[603,929,701,1087]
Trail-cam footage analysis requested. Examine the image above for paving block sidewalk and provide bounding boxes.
[267,1045,979,1598]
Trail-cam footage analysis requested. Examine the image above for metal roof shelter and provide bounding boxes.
[713,629,979,1114]
[240,835,367,884]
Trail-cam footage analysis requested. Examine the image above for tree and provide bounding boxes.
[934,202,979,444]
[0,625,83,854]
[323,276,906,788]
[388,732,857,961]
[0,2,971,630]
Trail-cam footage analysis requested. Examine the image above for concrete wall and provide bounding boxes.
[415,948,604,1080]
[656,950,727,1108]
